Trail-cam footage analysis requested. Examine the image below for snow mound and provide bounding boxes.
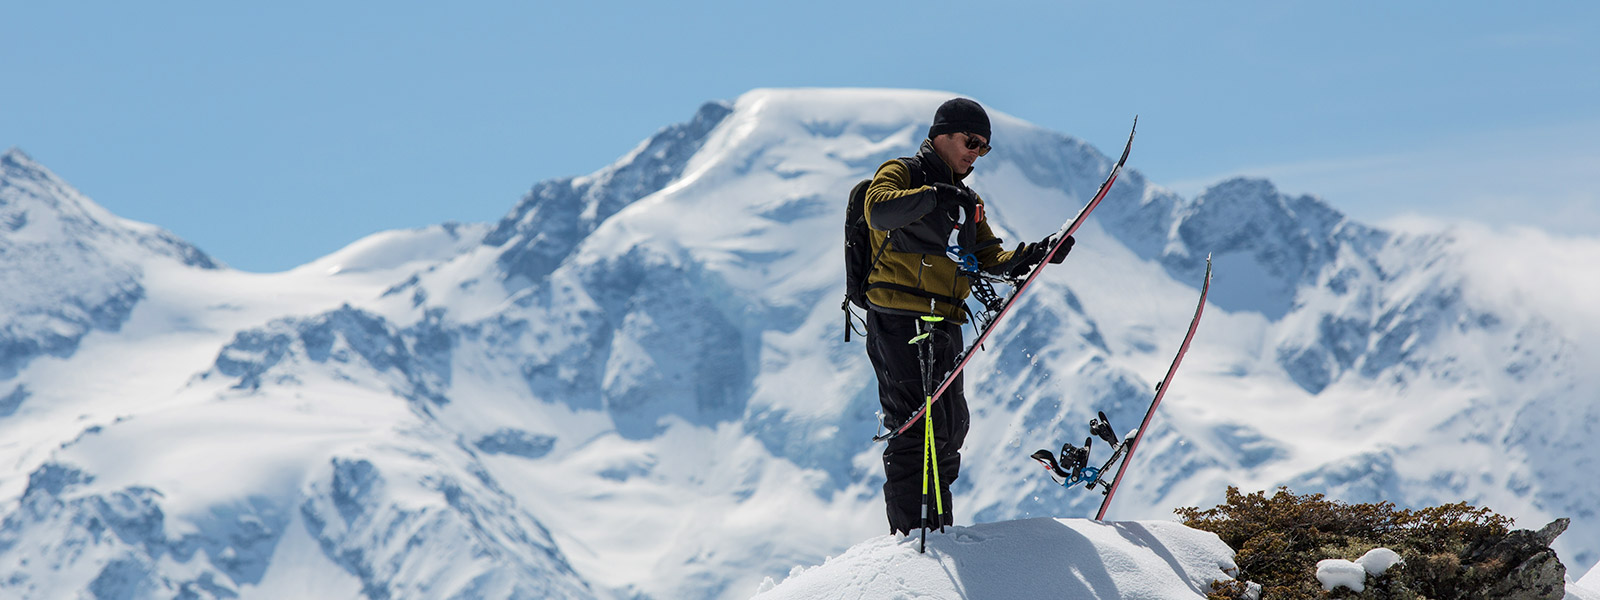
[1356,547,1405,575]
[1316,548,1403,594]
[750,518,1240,600]
[1316,559,1369,592]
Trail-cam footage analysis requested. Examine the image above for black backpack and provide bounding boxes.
[842,157,925,340]
[843,177,882,312]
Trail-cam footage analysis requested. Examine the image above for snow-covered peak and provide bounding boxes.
[2,148,123,235]
[1100,175,1386,320]
[534,89,1110,303]
[0,148,218,269]
[485,99,735,290]
[1,148,220,379]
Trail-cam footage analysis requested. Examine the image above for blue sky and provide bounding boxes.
[4,1,1596,272]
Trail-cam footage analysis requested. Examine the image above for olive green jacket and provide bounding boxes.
[864,141,1021,322]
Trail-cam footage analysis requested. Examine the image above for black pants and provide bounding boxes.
[866,309,969,535]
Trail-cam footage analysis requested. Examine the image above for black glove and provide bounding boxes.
[1040,233,1074,264]
[930,183,978,220]
[996,235,1074,279]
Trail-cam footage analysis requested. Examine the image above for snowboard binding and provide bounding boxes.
[1030,411,1133,492]
[1030,436,1091,480]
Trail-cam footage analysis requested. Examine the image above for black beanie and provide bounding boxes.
[927,98,991,141]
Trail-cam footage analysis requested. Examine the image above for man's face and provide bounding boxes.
[932,131,990,175]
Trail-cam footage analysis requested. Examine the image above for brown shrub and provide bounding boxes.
[1176,487,1513,599]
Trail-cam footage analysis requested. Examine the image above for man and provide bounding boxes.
[863,97,1070,535]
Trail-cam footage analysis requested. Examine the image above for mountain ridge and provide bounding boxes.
[1,148,219,380]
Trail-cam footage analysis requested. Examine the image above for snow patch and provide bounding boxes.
[1317,548,1403,593]
[1317,558,1370,592]
[1356,547,1404,576]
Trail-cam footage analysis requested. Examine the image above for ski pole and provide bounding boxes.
[913,314,944,554]
[919,392,932,554]
[926,397,943,525]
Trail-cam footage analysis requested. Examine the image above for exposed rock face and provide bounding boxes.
[1475,518,1569,600]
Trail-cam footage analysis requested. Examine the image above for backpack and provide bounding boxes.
[843,177,883,313]
[842,157,925,341]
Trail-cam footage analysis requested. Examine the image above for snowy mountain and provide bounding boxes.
[2,88,1597,599]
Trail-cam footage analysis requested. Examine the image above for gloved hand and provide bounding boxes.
[997,234,1075,279]
[930,183,979,222]
[1039,233,1074,264]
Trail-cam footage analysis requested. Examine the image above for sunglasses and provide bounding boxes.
[962,133,991,156]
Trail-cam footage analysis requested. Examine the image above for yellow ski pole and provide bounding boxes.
[913,314,945,554]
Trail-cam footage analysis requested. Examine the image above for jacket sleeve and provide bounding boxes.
[864,160,938,231]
